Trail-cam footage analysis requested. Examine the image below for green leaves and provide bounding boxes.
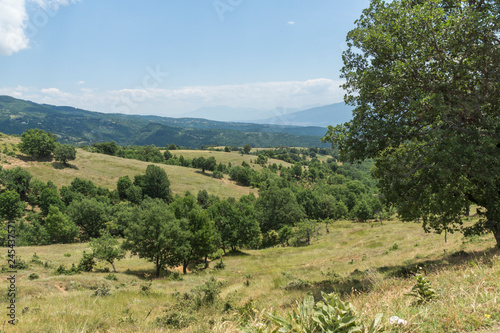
[266,292,383,333]
[325,0,500,245]
[405,273,438,304]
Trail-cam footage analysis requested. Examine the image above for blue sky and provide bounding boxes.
[0,0,370,118]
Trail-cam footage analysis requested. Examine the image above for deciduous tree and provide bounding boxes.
[324,0,500,246]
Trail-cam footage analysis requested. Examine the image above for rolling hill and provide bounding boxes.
[0,95,335,148]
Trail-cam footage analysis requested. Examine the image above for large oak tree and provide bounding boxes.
[324,0,500,246]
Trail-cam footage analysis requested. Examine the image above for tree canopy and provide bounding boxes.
[54,144,76,165]
[323,0,500,246]
[19,129,57,159]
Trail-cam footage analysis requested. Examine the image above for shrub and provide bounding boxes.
[105,274,118,281]
[93,284,111,297]
[78,251,95,272]
[155,311,194,329]
[28,273,39,280]
[169,271,183,281]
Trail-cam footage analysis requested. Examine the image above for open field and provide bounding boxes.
[0,136,256,199]
[3,219,499,332]
[167,149,294,170]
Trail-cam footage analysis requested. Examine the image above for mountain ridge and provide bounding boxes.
[0,95,347,148]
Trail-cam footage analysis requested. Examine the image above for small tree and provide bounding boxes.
[122,199,190,278]
[90,232,125,272]
[243,144,252,154]
[54,144,76,165]
[19,129,57,159]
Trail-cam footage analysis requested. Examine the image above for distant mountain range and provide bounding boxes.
[0,96,352,148]
[255,103,354,127]
[179,103,353,127]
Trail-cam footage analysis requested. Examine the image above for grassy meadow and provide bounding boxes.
[1,133,499,332]
[2,219,499,332]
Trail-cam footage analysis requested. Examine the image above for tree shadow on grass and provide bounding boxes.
[52,161,78,170]
[282,269,375,301]
[16,154,53,163]
[377,246,499,278]
[284,247,499,301]
[224,249,250,257]
[122,268,169,280]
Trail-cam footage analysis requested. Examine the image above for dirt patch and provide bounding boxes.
[54,284,68,294]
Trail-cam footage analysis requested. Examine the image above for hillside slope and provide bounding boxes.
[0,95,329,148]
[0,135,256,199]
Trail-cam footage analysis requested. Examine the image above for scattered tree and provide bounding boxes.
[18,129,57,159]
[54,144,76,165]
[90,232,125,272]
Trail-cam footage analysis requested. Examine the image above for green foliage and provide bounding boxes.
[405,273,438,304]
[0,167,32,200]
[267,292,383,333]
[155,311,194,329]
[257,185,306,234]
[243,144,252,154]
[323,0,500,246]
[18,128,57,159]
[90,232,125,272]
[53,144,76,165]
[193,277,223,305]
[93,284,111,297]
[134,164,172,202]
[122,199,190,277]
[67,197,111,240]
[116,176,132,200]
[28,273,39,280]
[45,206,78,243]
[0,190,25,220]
[78,251,96,272]
[39,187,65,216]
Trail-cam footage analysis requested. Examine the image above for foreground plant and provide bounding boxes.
[258,292,383,333]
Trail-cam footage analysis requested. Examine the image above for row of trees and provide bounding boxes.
[1,157,382,276]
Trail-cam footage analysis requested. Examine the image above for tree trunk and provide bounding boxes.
[183,261,188,274]
[155,257,160,278]
[110,261,117,273]
[492,221,500,249]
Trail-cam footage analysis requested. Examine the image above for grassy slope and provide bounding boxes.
[0,136,256,199]
[4,220,499,333]
[1,133,499,332]
[170,149,293,170]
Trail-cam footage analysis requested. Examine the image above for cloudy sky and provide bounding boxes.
[0,0,370,117]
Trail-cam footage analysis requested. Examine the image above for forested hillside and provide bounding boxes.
[0,96,329,148]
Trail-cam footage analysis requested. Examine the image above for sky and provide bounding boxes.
[0,0,371,118]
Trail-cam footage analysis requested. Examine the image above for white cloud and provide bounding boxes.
[288,21,295,25]
[0,78,345,116]
[0,0,78,56]
[76,80,85,85]
[0,0,30,56]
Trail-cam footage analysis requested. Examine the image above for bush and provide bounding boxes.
[105,273,118,281]
[93,284,111,297]
[78,251,95,272]
[155,311,194,329]
[28,273,39,280]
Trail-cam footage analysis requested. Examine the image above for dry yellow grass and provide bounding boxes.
[3,219,499,332]
[0,136,256,199]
